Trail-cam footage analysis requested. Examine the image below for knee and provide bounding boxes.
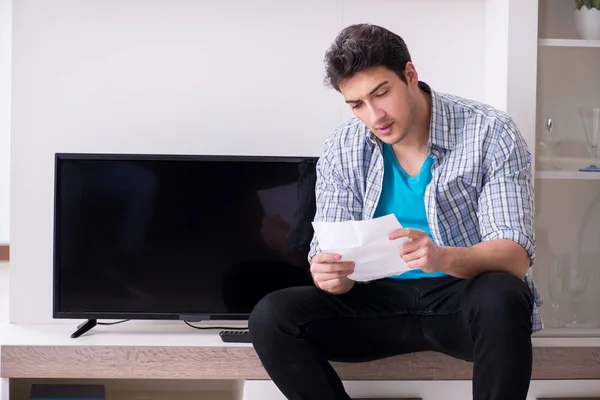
[248,286,314,344]
[467,272,533,329]
[248,289,287,333]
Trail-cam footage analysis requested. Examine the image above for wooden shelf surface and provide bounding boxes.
[2,345,600,381]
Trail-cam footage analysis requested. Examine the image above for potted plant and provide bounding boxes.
[575,0,600,40]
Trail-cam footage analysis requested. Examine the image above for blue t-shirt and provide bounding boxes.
[373,143,447,279]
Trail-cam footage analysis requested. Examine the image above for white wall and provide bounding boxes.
[9,0,486,323]
[484,0,509,112]
[0,0,11,245]
[483,0,538,152]
[506,0,538,152]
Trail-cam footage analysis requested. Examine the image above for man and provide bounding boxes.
[249,23,542,400]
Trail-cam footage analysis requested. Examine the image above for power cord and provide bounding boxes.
[93,319,248,330]
[183,320,248,330]
[98,319,130,325]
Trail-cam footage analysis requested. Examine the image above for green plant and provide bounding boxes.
[575,0,600,10]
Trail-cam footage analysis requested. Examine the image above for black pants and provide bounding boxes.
[249,272,535,400]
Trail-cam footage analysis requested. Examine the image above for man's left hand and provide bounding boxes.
[389,228,447,273]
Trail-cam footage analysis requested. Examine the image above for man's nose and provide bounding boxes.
[368,105,386,126]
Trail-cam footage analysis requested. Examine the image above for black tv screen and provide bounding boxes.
[53,154,318,320]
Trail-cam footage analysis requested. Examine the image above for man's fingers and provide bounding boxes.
[313,271,351,282]
[311,261,355,274]
[313,252,342,263]
[400,240,420,256]
[318,278,345,292]
[401,247,426,263]
[389,228,425,240]
[407,257,426,270]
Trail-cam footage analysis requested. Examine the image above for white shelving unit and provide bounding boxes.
[532,0,600,337]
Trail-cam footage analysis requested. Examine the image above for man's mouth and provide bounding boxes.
[376,122,394,135]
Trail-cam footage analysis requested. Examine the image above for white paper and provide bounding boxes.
[257,183,298,225]
[311,214,411,282]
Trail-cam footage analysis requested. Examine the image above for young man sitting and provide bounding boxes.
[249,23,542,400]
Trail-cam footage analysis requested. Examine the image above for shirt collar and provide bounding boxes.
[420,81,455,154]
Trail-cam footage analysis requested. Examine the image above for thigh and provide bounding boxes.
[414,276,475,361]
[419,312,475,362]
[251,278,430,363]
[304,305,429,363]
[416,272,534,362]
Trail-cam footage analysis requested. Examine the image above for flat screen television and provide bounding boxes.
[53,153,318,335]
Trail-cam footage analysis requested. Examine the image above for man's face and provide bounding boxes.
[339,65,418,145]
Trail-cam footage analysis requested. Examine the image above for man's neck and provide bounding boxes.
[392,88,432,156]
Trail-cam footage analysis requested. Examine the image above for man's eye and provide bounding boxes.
[352,103,363,109]
[376,90,388,97]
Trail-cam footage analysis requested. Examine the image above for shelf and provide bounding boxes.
[538,39,600,48]
[110,391,233,400]
[11,390,234,400]
[535,157,600,179]
[7,379,240,400]
[536,170,600,179]
[534,326,600,338]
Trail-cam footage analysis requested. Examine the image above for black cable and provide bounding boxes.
[183,320,248,330]
[95,319,248,330]
[98,319,130,325]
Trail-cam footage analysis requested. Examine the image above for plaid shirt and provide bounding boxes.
[308,81,543,333]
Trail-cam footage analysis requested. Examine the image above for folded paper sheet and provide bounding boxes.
[311,214,411,282]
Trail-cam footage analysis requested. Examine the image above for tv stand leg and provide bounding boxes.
[71,319,97,338]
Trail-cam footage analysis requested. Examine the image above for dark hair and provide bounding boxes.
[324,23,412,91]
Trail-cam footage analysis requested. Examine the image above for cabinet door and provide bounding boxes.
[533,0,600,337]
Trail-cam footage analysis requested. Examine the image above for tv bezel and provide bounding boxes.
[52,152,318,321]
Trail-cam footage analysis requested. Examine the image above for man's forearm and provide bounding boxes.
[441,239,531,280]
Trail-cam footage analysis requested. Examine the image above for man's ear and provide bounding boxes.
[404,62,419,86]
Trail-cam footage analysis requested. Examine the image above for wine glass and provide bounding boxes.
[579,107,600,172]
[547,257,568,327]
[564,264,590,325]
[537,105,563,170]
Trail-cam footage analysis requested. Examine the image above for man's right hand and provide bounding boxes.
[310,252,355,294]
